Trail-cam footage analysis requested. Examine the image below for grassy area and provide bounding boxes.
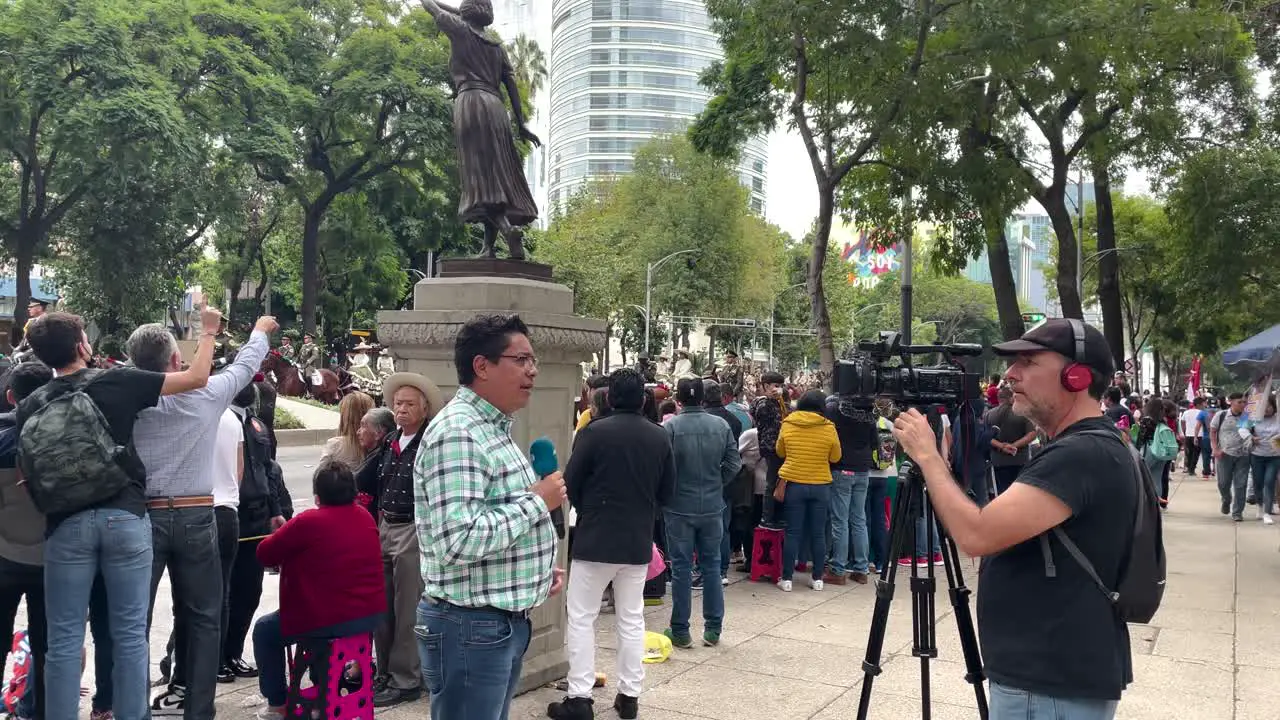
[283,395,340,412]
[275,406,305,430]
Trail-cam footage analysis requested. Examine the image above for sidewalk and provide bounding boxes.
[197,466,1261,719]
[275,396,339,431]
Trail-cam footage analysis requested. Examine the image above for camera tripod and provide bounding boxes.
[856,416,989,720]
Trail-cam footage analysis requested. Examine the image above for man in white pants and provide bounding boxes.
[548,368,675,720]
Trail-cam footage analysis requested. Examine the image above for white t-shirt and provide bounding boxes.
[1179,408,1200,438]
[212,409,243,509]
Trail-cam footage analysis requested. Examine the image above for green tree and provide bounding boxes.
[691,0,952,376]
[1160,146,1280,353]
[506,34,547,107]
[0,0,194,338]
[202,0,455,333]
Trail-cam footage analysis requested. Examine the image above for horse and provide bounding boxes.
[260,351,342,405]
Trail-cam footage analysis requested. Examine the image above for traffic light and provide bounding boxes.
[1021,313,1046,324]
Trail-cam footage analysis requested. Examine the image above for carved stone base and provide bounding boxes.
[377,275,605,694]
[437,258,554,282]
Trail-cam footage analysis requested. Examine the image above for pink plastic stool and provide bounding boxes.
[284,633,375,719]
[749,526,784,583]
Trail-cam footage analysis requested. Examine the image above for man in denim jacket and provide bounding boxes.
[662,378,741,649]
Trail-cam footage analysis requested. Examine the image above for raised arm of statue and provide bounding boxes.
[419,0,461,21]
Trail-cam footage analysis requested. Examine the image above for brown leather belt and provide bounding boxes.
[146,496,215,510]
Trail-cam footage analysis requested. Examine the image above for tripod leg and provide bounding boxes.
[932,515,989,719]
[857,474,922,720]
[914,496,939,719]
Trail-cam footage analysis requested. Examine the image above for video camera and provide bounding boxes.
[832,330,983,410]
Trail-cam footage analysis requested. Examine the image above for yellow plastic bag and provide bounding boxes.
[642,631,672,664]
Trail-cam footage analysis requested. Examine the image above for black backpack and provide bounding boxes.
[1039,428,1166,623]
[17,370,138,515]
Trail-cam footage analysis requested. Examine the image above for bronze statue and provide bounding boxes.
[420,0,540,260]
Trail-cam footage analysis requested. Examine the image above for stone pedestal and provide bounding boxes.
[377,274,605,693]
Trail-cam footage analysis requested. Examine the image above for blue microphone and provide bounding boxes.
[529,437,566,538]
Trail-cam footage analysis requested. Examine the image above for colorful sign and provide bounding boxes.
[840,229,901,289]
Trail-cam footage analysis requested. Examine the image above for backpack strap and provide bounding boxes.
[1039,427,1142,606]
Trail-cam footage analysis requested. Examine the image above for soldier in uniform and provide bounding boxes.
[718,350,745,401]
[636,353,658,384]
[297,334,322,374]
[277,335,298,364]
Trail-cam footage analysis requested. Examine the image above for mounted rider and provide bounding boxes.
[277,335,298,364]
[297,333,323,386]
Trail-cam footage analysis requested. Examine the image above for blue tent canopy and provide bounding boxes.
[0,277,58,302]
[1222,323,1280,376]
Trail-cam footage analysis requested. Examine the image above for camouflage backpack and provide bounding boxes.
[17,370,136,515]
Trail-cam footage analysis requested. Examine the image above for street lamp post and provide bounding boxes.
[769,282,807,369]
[849,303,888,341]
[644,249,699,356]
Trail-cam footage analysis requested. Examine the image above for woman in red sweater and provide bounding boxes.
[253,461,385,719]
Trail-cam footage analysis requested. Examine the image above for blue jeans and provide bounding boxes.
[915,515,942,559]
[829,471,870,575]
[720,501,732,576]
[664,511,724,635]
[989,681,1118,720]
[781,482,831,581]
[416,599,531,720]
[44,509,152,720]
[865,477,888,570]
[1250,454,1280,513]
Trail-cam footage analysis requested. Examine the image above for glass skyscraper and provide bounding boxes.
[547,0,769,215]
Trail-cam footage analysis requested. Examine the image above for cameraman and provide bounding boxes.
[891,320,1134,719]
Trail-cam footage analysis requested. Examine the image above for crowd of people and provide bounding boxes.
[3,300,1267,720]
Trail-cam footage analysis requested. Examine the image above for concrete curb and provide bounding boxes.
[276,428,334,447]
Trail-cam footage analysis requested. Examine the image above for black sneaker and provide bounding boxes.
[372,686,421,708]
[691,573,704,589]
[614,693,638,720]
[151,686,186,716]
[227,658,259,678]
[1221,498,1231,515]
[374,674,391,694]
[216,664,235,683]
[546,695,594,719]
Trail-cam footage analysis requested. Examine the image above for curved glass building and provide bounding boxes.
[547,0,769,215]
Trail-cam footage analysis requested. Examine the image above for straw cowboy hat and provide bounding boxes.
[383,372,445,420]
[353,341,374,351]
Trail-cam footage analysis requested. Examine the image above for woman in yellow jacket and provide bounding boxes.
[774,389,841,592]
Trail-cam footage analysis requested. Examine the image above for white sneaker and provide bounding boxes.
[721,575,729,586]
[1264,514,1275,525]
[777,579,793,592]
[810,579,824,591]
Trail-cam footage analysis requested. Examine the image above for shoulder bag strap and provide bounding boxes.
[1039,428,1139,605]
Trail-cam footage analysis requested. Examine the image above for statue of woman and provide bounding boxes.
[420,0,540,259]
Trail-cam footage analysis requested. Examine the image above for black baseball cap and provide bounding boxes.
[992,318,1115,377]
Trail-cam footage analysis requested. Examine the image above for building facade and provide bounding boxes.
[963,182,1095,314]
[493,0,553,225]
[547,0,768,215]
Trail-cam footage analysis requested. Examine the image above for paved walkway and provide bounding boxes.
[275,396,338,430]
[6,460,1264,718]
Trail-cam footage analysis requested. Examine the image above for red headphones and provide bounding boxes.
[1060,318,1093,393]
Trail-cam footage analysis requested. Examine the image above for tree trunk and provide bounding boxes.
[1152,347,1161,393]
[300,195,335,335]
[1042,194,1084,319]
[9,231,37,346]
[809,186,836,376]
[984,216,1026,341]
[1091,162,1125,370]
[603,321,612,372]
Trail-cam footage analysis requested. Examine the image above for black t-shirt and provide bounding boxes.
[983,404,1036,468]
[977,416,1136,700]
[41,367,165,531]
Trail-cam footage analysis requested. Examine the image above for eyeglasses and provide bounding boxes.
[500,354,539,369]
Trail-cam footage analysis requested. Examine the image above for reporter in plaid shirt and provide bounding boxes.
[414,314,568,720]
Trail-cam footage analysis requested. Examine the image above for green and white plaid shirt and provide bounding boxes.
[415,386,557,611]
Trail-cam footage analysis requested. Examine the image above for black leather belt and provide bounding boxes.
[382,511,413,525]
[427,597,530,620]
